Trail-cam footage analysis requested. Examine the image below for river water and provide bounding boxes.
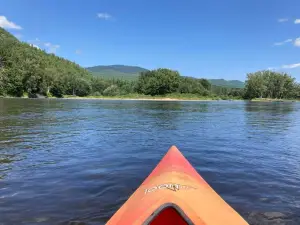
[0,98,300,224]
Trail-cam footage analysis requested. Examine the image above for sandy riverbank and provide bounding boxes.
[251,98,298,102]
[62,97,219,101]
[3,96,298,102]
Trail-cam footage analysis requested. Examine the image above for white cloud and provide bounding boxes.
[294,19,300,24]
[274,39,293,46]
[97,13,112,20]
[75,49,82,55]
[278,18,288,23]
[30,44,40,49]
[28,38,60,53]
[282,63,300,69]
[0,16,22,30]
[294,38,300,47]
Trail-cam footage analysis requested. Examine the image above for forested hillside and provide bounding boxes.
[0,27,93,97]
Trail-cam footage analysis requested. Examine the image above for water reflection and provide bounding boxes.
[245,101,295,113]
[244,102,296,134]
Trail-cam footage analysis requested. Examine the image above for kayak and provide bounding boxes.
[106,146,249,225]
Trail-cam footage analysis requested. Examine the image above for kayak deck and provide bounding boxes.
[106,146,248,225]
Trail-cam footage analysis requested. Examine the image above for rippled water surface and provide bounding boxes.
[1,99,300,224]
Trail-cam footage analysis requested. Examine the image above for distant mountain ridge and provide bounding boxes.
[86,65,148,73]
[209,79,245,88]
[86,65,245,88]
[86,65,148,80]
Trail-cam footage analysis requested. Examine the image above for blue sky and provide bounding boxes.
[1,0,300,80]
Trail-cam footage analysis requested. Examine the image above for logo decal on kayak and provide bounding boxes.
[145,183,196,194]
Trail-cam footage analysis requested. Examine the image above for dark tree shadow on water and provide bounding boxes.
[244,101,297,134]
[245,101,295,114]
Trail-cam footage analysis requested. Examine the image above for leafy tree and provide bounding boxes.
[50,75,67,98]
[43,67,56,95]
[244,72,266,99]
[244,71,298,99]
[74,78,92,96]
[113,80,136,95]
[91,77,109,94]
[136,68,180,95]
[92,91,101,96]
[50,83,65,97]
[0,68,6,96]
[178,77,206,94]
[5,67,24,97]
[103,85,120,96]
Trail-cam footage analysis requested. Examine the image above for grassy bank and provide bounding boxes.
[251,98,299,102]
[4,94,299,102]
[62,93,243,101]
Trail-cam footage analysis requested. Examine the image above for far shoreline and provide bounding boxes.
[2,96,298,102]
[63,97,298,102]
[62,96,225,101]
[1,95,240,101]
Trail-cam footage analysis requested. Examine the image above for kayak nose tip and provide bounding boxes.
[165,146,186,160]
[169,145,178,150]
[169,145,180,152]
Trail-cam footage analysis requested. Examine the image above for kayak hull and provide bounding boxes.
[106,146,248,225]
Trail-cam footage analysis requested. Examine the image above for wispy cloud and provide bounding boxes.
[97,13,113,20]
[44,42,60,53]
[294,19,300,24]
[0,15,22,30]
[282,63,300,69]
[75,49,82,55]
[28,38,60,53]
[274,39,293,46]
[294,38,300,47]
[278,18,288,23]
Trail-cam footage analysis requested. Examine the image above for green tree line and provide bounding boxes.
[1,28,299,99]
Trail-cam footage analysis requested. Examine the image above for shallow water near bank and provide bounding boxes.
[1,99,300,224]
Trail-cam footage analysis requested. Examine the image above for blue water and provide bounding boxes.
[0,99,300,224]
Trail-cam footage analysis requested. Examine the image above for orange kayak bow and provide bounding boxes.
[106,146,249,225]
